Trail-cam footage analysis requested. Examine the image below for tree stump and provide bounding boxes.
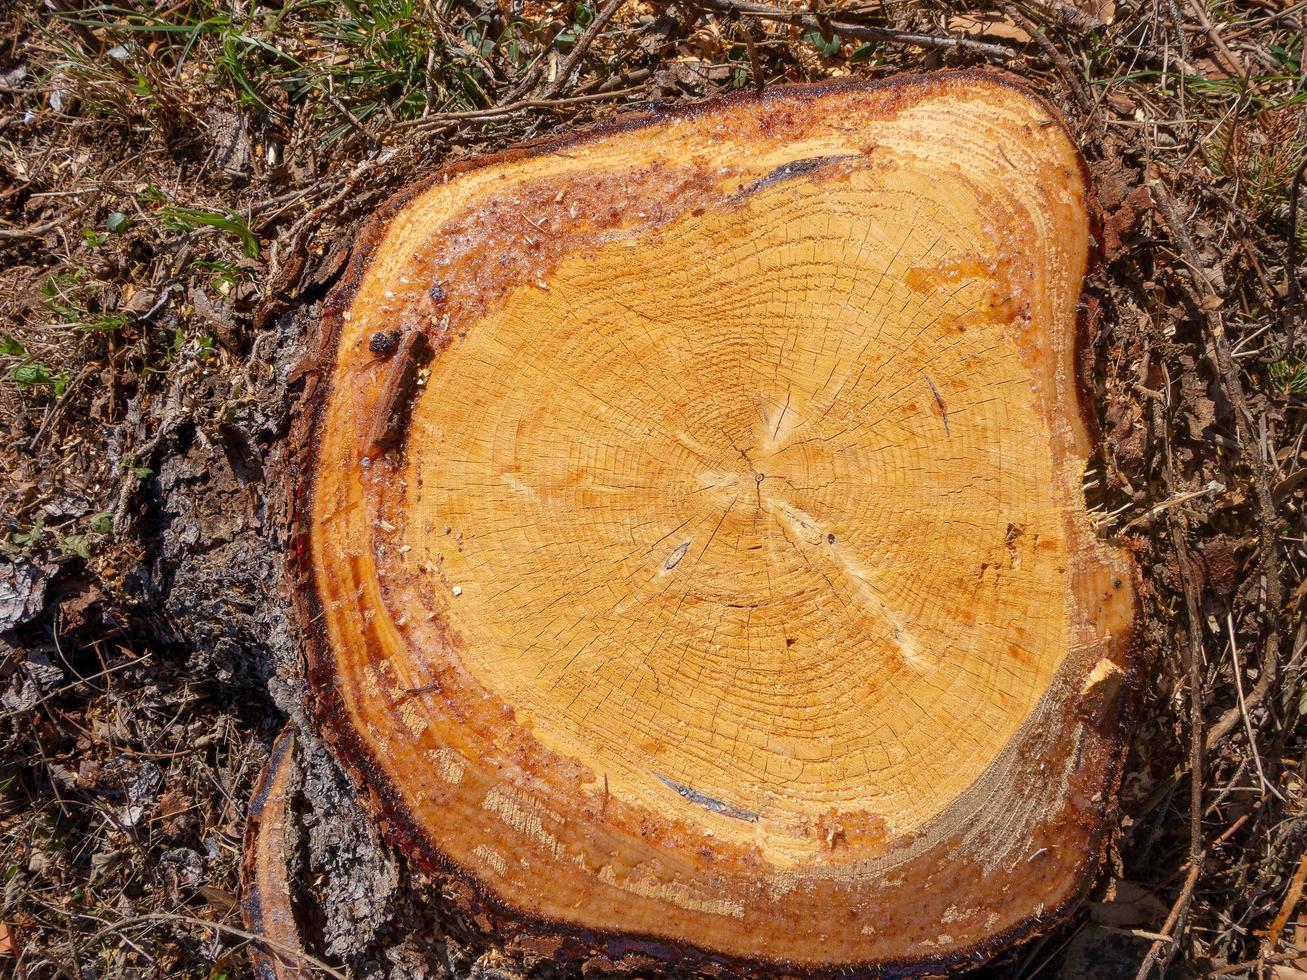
[286,72,1138,973]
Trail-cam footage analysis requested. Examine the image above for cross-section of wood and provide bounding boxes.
[294,72,1139,972]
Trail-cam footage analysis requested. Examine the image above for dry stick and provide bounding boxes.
[540,0,629,99]
[1209,953,1304,976]
[0,217,64,241]
[392,85,647,132]
[1182,0,1247,79]
[684,0,1015,59]
[1134,862,1204,980]
[0,653,154,722]
[1117,480,1222,532]
[27,364,93,451]
[1151,181,1286,753]
[1263,852,1307,949]
[501,12,584,105]
[1277,620,1307,726]
[1226,612,1282,802]
[739,14,768,93]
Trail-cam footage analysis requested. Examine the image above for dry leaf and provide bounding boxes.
[947,13,1032,43]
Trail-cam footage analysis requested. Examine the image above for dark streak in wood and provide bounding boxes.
[654,774,759,822]
[664,541,691,570]
[733,154,859,201]
[367,330,432,458]
[925,374,951,437]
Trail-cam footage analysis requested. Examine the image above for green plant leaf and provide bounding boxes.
[801,29,841,59]
[12,362,53,386]
[849,42,877,63]
[161,204,261,258]
[60,534,92,560]
[13,520,44,548]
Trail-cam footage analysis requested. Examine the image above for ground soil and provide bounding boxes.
[0,1,1303,978]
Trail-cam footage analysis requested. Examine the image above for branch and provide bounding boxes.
[540,0,630,99]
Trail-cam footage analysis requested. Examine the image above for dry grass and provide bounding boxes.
[0,0,1303,977]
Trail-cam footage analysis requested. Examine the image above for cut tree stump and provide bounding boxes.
[290,72,1139,973]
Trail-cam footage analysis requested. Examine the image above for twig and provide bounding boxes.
[1134,371,1206,979]
[26,365,93,451]
[683,0,1016,59]
[1182,0,1247,79]
[393,86,648,133]
[1263,852,1307,948]
[0,653,154,722]
[0,217,64,241]
[1116,480,1223,532]
[1134,861,1204,980]
[1209,953,1305,976]
[541,0,629,99]
[1226,612,1283,802]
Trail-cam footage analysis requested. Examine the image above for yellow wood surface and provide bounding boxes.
[304,73,1137,967]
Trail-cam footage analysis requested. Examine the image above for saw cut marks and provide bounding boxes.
[298,72,1138,971]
